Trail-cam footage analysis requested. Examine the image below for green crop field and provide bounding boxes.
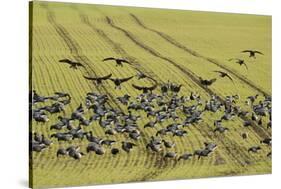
[29,1,272,188]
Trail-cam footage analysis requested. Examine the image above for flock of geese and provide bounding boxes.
[31,48,271,162]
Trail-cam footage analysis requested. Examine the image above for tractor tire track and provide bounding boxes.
[129,13,270,97]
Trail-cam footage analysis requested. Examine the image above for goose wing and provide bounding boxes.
[225,74,234,82]
[253,50,264,55]
[83,75,98,81]
[119,76,134,83]
[74,62,85,67]
[103,57,116,62]
[59,59,72,64]
[100,73,112,80]
[147,83,158,90]
[241,50,253,53]
[132,84,144,90]
[119,59,131,64]
[209,78,217,84]
[242,62,248,70]
[213,70,225,75]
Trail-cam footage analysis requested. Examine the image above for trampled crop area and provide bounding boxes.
[30,1,271,188]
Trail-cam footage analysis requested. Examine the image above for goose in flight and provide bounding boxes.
[83,73,112,85]
[213,71,233,82]
[103,57,131,67]
[241,50,263,59]
[132,83,157,93]
[58,59,85,69]
[136,71,148,80]
[228,58,248,70]
[109,76,134,89]
[199,77,217,87]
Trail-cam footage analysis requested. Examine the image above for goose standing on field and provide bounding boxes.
[58,59,85,69]
[162,140,175,148]
[241,132,248,140]
[194,149,212,159]
[241,50,264,59]
[32,143,47,152]
[122,141,136,153]
[248,146,261,153]
[214,126,229,133]
[164,152,177,159]
[57,148,68,157]
[260,138,271,146]
[178,153,193,161]
[111,148,120,155]
[103,57,131,67]
[41,135,52,146]
[144,120,158,128]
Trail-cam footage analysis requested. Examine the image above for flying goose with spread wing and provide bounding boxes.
[83,73,112,85]
[103,57,131,67]
[58,59,85,69]
[241,50,263,59]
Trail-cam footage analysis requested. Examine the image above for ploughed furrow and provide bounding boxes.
[129,13,270,97]
[105,16,269,139]
[44,9,123,112]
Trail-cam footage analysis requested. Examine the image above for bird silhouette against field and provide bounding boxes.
[199,77,217,87]
[83,73,112,85]
[58,59,85,69]
[228,58,248,70]
[103,57,131,67]
[136,71,148,80]
[132,83,157,93]
[109,76,134,89]
[213,71,233,82]
[241,50,263,59]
